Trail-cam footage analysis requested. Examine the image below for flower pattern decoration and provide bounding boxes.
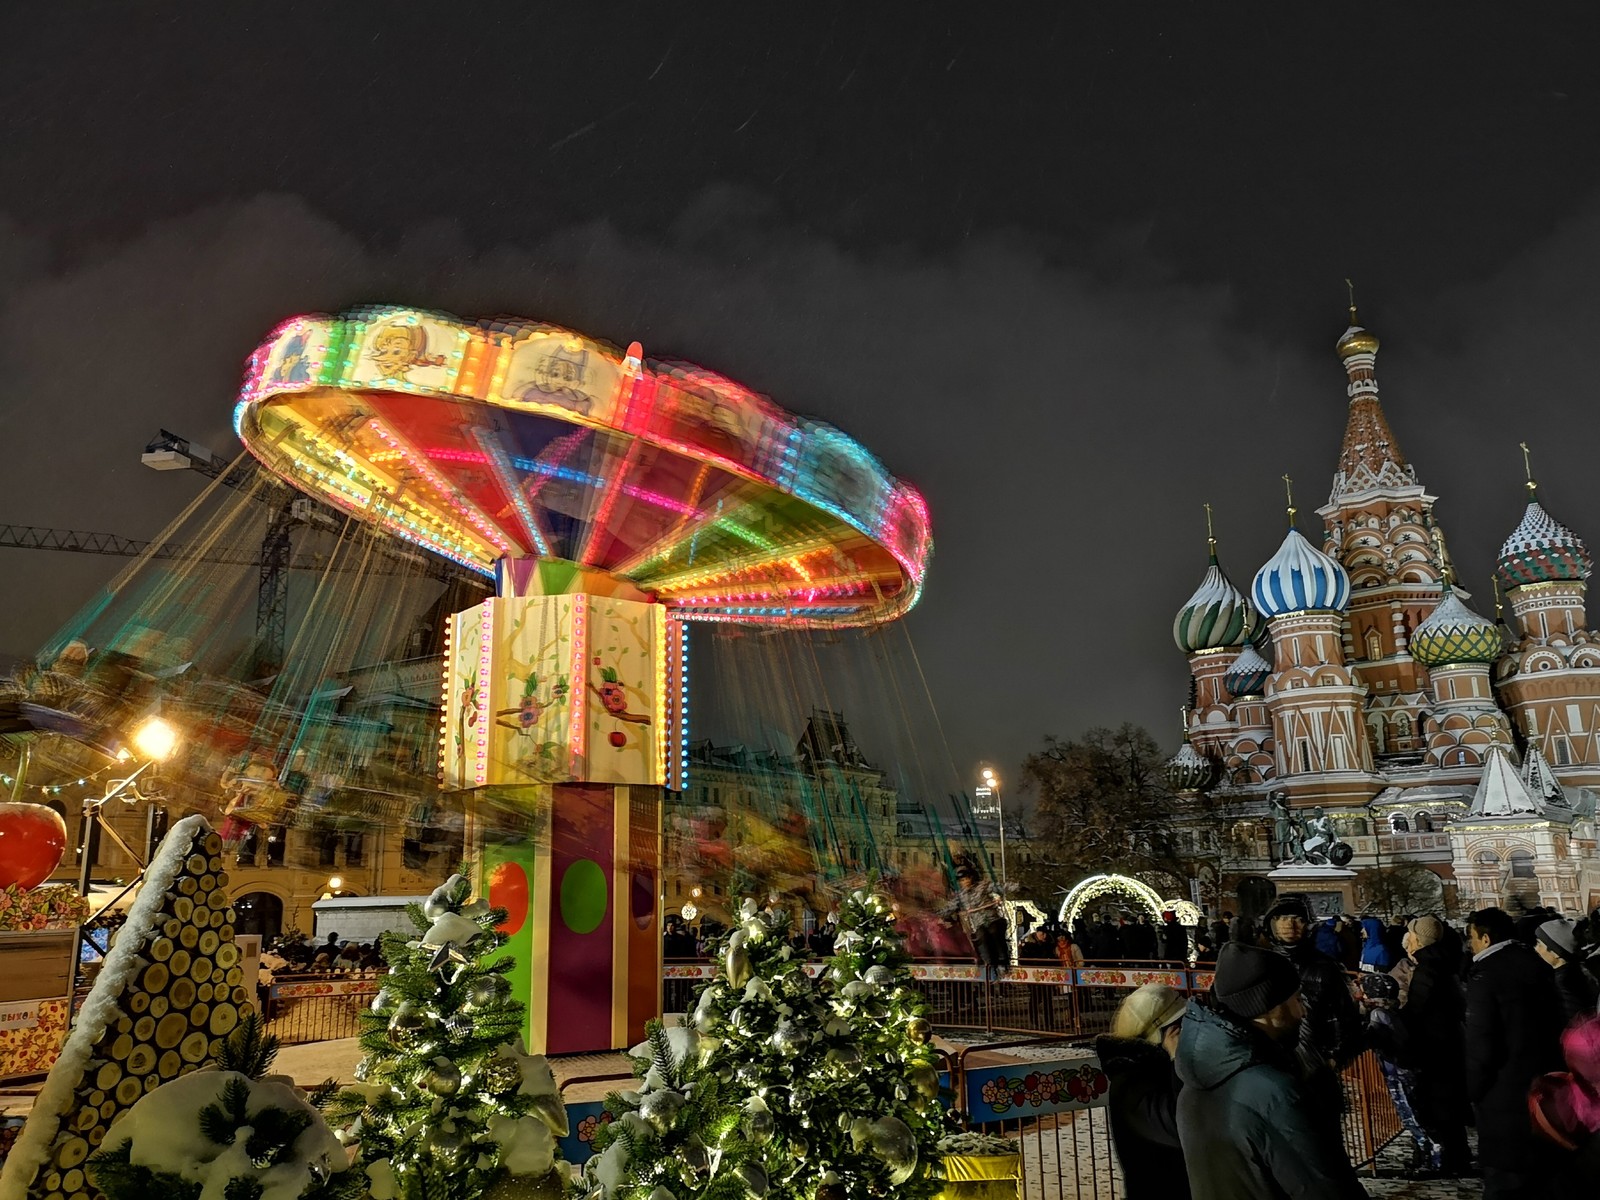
[576,1112,614,1144]
[0,883,90,932]
[977,1064,1109,1114]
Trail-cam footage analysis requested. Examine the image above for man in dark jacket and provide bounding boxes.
[1465,906,1565,1198]
[1264,894,1363,1139]
[1174,943,1367,1200]
[1397,915,1471,1176]
[1534,917,1600,1025]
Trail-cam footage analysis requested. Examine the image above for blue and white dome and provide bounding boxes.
[1251,528,1351,617]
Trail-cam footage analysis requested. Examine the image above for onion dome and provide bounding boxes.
[1165,738,1218,794]
[1409,586,1504,667]
[1173,552,1256,653]
[1336,323,1380,359]
[1252,528,1352,617]
[1224,642,1273,698]
[1498,497,1592,587]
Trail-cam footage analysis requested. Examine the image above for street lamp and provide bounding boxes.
[981,768,1007,896]
[68,715,182,1009]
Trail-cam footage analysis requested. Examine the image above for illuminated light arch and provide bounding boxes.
[1058,873,1166,927]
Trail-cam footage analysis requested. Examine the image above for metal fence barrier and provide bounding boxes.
[264,975,381,1045]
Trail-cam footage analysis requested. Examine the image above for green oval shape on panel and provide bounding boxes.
[559,858,608,935]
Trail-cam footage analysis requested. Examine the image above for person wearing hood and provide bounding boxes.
[1535,917,1600,1025]
[1359,915,1396,972]
[1095,984,1190,1199]
[1312,915,1344,960]
[1174,943,1367,1200]
[1397,915,1472,1177]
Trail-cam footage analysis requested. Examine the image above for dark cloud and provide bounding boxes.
[3,181,1600,792]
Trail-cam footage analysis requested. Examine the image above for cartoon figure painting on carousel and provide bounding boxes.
[501,330,622,423]
[350,315,462,391]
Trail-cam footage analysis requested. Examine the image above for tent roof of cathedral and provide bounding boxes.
[1468,747,1546,818]
[1520,744,1566,804]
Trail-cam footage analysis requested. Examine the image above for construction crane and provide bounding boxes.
[140,430,482,672]
[142,430,311,672]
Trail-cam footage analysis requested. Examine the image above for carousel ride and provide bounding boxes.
[234,306,932,1052]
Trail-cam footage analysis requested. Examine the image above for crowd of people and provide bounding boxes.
[264,929,388,974]
[1093,894,1600,1198]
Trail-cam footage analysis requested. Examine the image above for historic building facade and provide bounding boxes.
[1168,310,1600,917]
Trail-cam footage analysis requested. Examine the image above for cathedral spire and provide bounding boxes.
[1329,301,1419,504]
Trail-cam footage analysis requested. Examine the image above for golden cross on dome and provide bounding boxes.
[1429,523,1453,587]
[1204,502,1216,556]
[1492,574,1504,619]
[1345,278,1358,325]
[1282,474,1297,526]
[1519,441,1538,496]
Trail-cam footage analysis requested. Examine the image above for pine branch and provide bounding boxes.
[218,1009,281,1079]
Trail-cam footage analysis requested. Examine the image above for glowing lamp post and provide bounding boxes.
[981,768,1007,895]
[68,716,182,1008]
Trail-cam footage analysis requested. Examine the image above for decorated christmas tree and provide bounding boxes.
[324,874,569,1200]
[87,1011,361,1200]
[585,889,943,1200]
[0,816,247,1200]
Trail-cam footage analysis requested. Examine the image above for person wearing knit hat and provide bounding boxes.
[1096,985,1191,1199]
[1396,914,1472,1177]
[1536,917,1600,1025]
[1173,945,1365,1199]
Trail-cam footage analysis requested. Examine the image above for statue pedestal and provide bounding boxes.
[1268,863,1358,919]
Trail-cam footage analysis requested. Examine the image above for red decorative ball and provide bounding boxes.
[609,731,627,748]
[489,860,529,935]
[0,802,68,891]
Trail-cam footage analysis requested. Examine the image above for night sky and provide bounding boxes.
[5,6,1600,793]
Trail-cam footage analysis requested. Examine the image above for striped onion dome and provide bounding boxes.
[1224,641,1273,698]
[1410,586,1503,667]
[1498,498,1592,587]
[1173,552,1256,653]
[1165,738,1218,794]
[1251,528,1352,617]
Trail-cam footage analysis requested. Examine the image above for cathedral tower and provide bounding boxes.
[1252,494,1379,806]
[1173,510,1257,765]
[1494,452,1600,779]
[1315,307,1445,763]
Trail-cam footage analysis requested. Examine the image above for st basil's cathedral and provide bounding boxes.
[1167,308,1600,918]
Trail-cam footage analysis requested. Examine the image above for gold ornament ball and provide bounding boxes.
[482,1170,567,1200]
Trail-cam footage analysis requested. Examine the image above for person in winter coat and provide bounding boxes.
[1398,916,1472,1176]
[1312,915,1345,960]
[1095,984,1191,1199]
[1465,906,1566,1198]
[1359,915,1396,971]
[1174,943,1367,1200]
[1161,913,1190,964]
[1535,917,1600,1025]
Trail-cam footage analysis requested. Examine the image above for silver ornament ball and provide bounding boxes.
[466,974,511,1010]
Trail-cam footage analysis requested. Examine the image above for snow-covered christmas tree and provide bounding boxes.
[87,1010,361,1200]
[585,889,944,1200]
[324,874,569,1200]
